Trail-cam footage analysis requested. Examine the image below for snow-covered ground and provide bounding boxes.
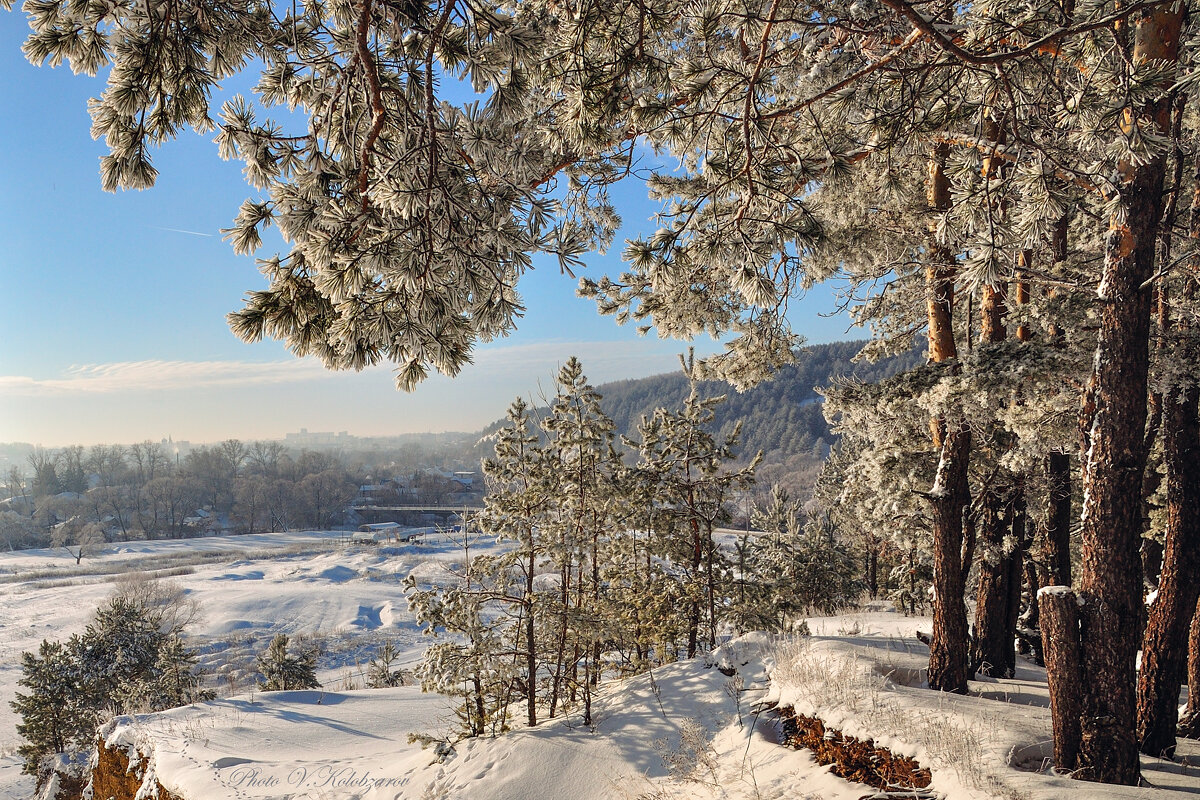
[3,534,1200,799]
[0,529,484,799]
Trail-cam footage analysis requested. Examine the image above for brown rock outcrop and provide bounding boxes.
[778,707,933,793]
[89,737,184,800]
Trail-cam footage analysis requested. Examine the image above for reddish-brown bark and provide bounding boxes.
[924,142,971,694]
[1041,587,1083,772]
[1178,599,1200,738]
[1137,386,1200,757]
[1136,153,1200,758]
[1074,7,1182,783]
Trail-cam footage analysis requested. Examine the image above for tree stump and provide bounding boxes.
[1040,585,1082,773]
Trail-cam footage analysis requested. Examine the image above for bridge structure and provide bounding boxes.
[353,505,485,514]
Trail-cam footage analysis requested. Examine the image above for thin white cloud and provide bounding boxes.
[0,339,704,399]
[0,359,335,396]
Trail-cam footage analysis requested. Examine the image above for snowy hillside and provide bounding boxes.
[5,534,1200,800]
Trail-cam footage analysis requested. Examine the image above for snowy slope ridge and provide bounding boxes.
[80,624,1200,800]
[758,614,1200,800]
[86,648,857,800]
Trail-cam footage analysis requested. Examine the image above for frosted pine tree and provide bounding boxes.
[140,636,213,710]
[477,397,553,727]
[11,640,97,775]
[538,357,625,724]
[729,485,802,632]
[366,641,406,688]
[605,468,688,668]
[408,568,518,737]
[631,356,758,658]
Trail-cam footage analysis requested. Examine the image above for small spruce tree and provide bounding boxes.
[11,640,97,775]
[257,634,321,691]
[366,641,405,688]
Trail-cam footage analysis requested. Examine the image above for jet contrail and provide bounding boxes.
[150,225,215,237]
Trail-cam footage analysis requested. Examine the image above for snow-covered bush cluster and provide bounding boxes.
[10,575,211,781]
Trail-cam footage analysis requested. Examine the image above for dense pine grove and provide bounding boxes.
[414,358,863,737]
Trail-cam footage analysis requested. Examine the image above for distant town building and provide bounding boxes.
[284,429,357,448]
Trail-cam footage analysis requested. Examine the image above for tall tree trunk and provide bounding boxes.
[706,524,717,650]
[929,427,972,692]
[1038,217,1072,596]
[1004,496,1029,668]
[972,488,1014,676]
[1041,451,1073,588]
[972,281,1020,678]
[549,560,571,718]
[926,142,971,694]
[1018,551,1043,663]
[687,515,702,659]
[526,542,537,727]
[1136,151,1200,758]
[1177,599,1200,737]
[1137,385,1200,757]
[1073,7,1182,783]
[867,539,879,599]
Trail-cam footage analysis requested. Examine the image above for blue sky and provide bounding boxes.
[0,11,853,447]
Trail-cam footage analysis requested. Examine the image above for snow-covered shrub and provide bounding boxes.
[656,718,719,785]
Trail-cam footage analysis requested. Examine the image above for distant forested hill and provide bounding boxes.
[478,340,923,495]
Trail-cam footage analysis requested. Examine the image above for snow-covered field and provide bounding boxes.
[0,530,480,799]
[3,533,1200,799]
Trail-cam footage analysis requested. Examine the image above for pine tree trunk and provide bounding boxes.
[526,545,537,728]
[1004,494,1029,670]
[549,562,570,718]
[472,672,486,737]
[1074,8,1181,782]
[686,513,702,659]
[592,516,601,688]
[929,427,972,693]
[868,544,879,599]
[1040,586,1082,772]
[1027,218,1072,664]
[1177,599,1200,737]
[925,143,971,694]
[1135,144,1200,758]
[1018,552,1043,664]
[706,525,717,650]
[1143,381,1166,592]
[970,488,1028,678]
[1042,451,1072,587]
[972,490,1015,677]
[971,273,1014,678]
[1137,386,1200,757]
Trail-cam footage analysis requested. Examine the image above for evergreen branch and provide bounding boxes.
[356,0,384,210]
[879,0,1174,66]
[760,28,925,121]
[929,133,1105,195]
